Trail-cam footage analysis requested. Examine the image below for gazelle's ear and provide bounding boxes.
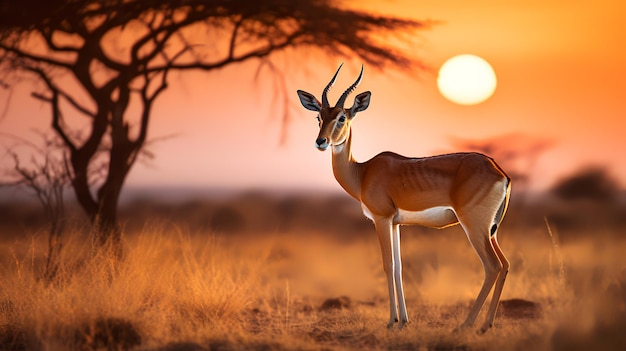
[349,91,371,118]
[297,90,322,112]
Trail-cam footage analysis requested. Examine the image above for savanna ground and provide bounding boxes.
[0,192,625,350]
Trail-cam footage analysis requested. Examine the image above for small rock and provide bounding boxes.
[319,296,351,311]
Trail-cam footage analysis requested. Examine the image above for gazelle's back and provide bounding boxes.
[359,152,508,217]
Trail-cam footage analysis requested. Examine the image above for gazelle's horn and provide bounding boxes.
[322,63,343,107]
[336,65,364,108]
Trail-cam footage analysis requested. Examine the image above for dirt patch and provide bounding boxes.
[428,344,470,351]
[0,325,30,351]
[319,296,352,311]
[75,317,141,351]
[154,342,208,351]
[497,298,542,319]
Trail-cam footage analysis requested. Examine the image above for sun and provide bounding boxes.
[437,54,497,106]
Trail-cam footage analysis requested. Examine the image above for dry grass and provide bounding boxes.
[0,205,625,350]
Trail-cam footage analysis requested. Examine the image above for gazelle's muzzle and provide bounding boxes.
[315,137,329,151]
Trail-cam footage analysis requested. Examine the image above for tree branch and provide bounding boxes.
[40,27,82,53]
[228,16,244,60]
[129,9,210,68]
[0,42,74,69]
[33,79,96,119]
[133,45,188,154]
[25,67,77,152]
[146,29,304,73]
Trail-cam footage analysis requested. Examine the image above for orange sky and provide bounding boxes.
[1,0,625,196]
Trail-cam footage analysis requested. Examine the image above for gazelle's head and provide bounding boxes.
[297,64,371,151]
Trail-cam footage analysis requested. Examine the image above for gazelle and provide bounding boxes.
[296,64,511,333]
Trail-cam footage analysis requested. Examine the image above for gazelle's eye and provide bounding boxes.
[316,115,321,126]
[337,115,346,124]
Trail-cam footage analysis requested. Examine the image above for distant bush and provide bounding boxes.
[551,167,620,203]
[210,206,246,233]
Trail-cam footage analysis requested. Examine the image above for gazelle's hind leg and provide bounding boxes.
[479,234,509,333]
[457,218,503,331]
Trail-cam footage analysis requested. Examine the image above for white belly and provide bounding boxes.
[361,204,459,229]
[394,206,458,228]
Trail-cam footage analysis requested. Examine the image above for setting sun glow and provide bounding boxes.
[437,54,497,106]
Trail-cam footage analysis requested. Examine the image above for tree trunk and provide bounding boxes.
[93,199,123,259]
[69,148,127,259]
[93,160,130,259]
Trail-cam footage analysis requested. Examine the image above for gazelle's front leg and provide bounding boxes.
[375,217,399,328]
[392,223,409,328]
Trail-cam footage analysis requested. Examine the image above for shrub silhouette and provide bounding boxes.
[210,206,246,233]
[551,167,619,203]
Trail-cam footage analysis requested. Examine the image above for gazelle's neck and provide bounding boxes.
[331,129,362,201]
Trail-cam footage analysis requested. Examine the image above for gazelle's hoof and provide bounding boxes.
[452,323,471,334]
[397,319,409,330]
[478,323,493,334]
[386,318,398,329]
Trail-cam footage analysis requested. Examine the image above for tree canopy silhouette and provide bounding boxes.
[0,0,428,250]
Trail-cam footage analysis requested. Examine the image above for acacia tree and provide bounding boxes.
[0,0,427,250]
